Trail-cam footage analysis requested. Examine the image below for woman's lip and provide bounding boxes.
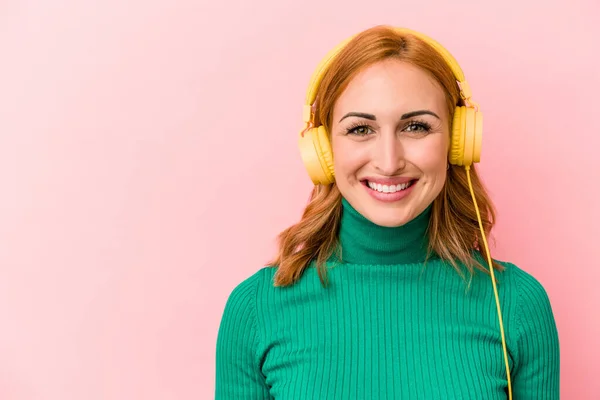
[361,177,417,185]
[363,179,416,202]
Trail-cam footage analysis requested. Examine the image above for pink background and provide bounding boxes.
[1,0,599,399]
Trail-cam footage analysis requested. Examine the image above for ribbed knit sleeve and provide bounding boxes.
[511,265,560,399]
[215,270,272,400]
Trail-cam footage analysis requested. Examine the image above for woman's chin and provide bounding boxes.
[358,201,416,227]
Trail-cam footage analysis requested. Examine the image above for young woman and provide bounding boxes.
[215,25,560,399]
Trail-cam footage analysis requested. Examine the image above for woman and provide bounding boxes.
[215,25,560,399]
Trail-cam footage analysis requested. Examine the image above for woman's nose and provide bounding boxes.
[372,131,405,175]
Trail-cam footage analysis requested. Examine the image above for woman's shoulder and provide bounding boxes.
[468,251,550,295]
[493,259,560,383]
[218,267,278,331]
[492,258,557,331]
[223,266,277,302]
[494,258,552,296]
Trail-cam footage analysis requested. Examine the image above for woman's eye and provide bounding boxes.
[405,122,431,133]
[346,121,431,136]
[347,125,372,136]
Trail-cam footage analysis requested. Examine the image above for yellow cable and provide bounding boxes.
[465,165,513,399]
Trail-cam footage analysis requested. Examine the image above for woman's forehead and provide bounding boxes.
[333,60,447,121]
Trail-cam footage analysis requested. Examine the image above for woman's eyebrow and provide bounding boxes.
[401,110,440,120]
[339,109,441,122]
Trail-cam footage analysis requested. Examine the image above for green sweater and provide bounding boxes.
[215,198,560,399]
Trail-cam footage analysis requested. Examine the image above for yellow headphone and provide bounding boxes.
[298,27,512,399]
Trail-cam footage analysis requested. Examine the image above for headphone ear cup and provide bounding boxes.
[449,106,466,166]
[463,107,476,166]
[449,106,483,167]
[472,110,483,163]
[462,107,483,166]
[298,125,335,185]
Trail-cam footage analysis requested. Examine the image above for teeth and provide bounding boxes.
[367,180,412,193]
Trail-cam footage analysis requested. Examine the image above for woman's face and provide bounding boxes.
[331,59,450,227]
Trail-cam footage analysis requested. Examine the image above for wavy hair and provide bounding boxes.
[269,25,503,287]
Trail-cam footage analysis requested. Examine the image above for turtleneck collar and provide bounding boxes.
[334,197,433,265]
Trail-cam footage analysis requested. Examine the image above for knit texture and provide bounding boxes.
[215,199,560,399]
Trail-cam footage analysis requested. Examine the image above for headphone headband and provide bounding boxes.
[302,27,473,124]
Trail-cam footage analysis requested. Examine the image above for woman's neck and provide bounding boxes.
[334,197,433,265]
